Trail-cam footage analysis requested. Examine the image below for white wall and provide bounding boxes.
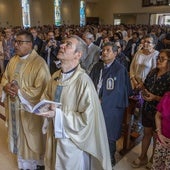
[0,0,170,27]
[0,0,80,27]
[61,0,79,25]
[95,0,170,24]
[31,0,54,26]
[0,0,21,27]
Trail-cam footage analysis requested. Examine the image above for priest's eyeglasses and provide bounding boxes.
[14,40,31,46]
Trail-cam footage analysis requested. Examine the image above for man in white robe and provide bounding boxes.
[40,35,112,170]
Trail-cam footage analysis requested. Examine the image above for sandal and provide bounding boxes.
[145,161,152,169]
[131,157,148,168]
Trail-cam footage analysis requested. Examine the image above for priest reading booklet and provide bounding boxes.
[18,91,61,114]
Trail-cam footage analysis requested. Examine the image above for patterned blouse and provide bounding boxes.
[143,68,170,114]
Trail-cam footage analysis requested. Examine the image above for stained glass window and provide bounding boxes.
[54,0,62,26]
[80,1,86,26]
[21,0,30,27]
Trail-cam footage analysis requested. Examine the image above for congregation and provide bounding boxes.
[0,23,170,170]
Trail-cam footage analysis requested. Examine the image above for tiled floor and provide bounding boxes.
[0,119,18,170]
[0,117,152,170]
[114,142,152,170]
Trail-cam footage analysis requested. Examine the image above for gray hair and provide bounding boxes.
[70,35,88,60]
[102,42,118,52]
[145,34,158,46]
[83,32,94,41]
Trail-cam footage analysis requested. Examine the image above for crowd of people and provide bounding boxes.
[0,23,170,170]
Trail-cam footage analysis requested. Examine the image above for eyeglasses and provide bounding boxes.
[14,40,31,45]
[157,56,170,62]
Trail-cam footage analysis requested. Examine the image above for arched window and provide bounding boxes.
[80,1,86,26]
[54,0,62,26]
[21,0,31,27]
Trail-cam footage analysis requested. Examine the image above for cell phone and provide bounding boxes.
[11,80,18,87]
[50,39,56,43]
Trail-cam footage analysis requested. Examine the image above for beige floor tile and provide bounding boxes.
[0,119,18,170]
[0,116,153,170]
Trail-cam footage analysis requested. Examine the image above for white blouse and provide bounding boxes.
[130,50,159,84]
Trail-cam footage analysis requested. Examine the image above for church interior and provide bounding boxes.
[0,0,170,170]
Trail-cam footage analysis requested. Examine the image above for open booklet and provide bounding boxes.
[18,92,61,114]
[22,99,62,114]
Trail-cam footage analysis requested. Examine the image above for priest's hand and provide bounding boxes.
[10,80,19,97]
[38,110,55,118]
[38,104,56,117]
[3,82,16,97]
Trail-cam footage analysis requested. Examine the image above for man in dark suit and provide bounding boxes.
[30,27,43,55]
[94,29,108,48]
[123,31,140,66]
[40,31,60,75]
[90,42,132,167]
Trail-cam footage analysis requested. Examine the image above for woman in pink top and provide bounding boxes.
[152,92,170,169]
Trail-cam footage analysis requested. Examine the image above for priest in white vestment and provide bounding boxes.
[40,35,112,170]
